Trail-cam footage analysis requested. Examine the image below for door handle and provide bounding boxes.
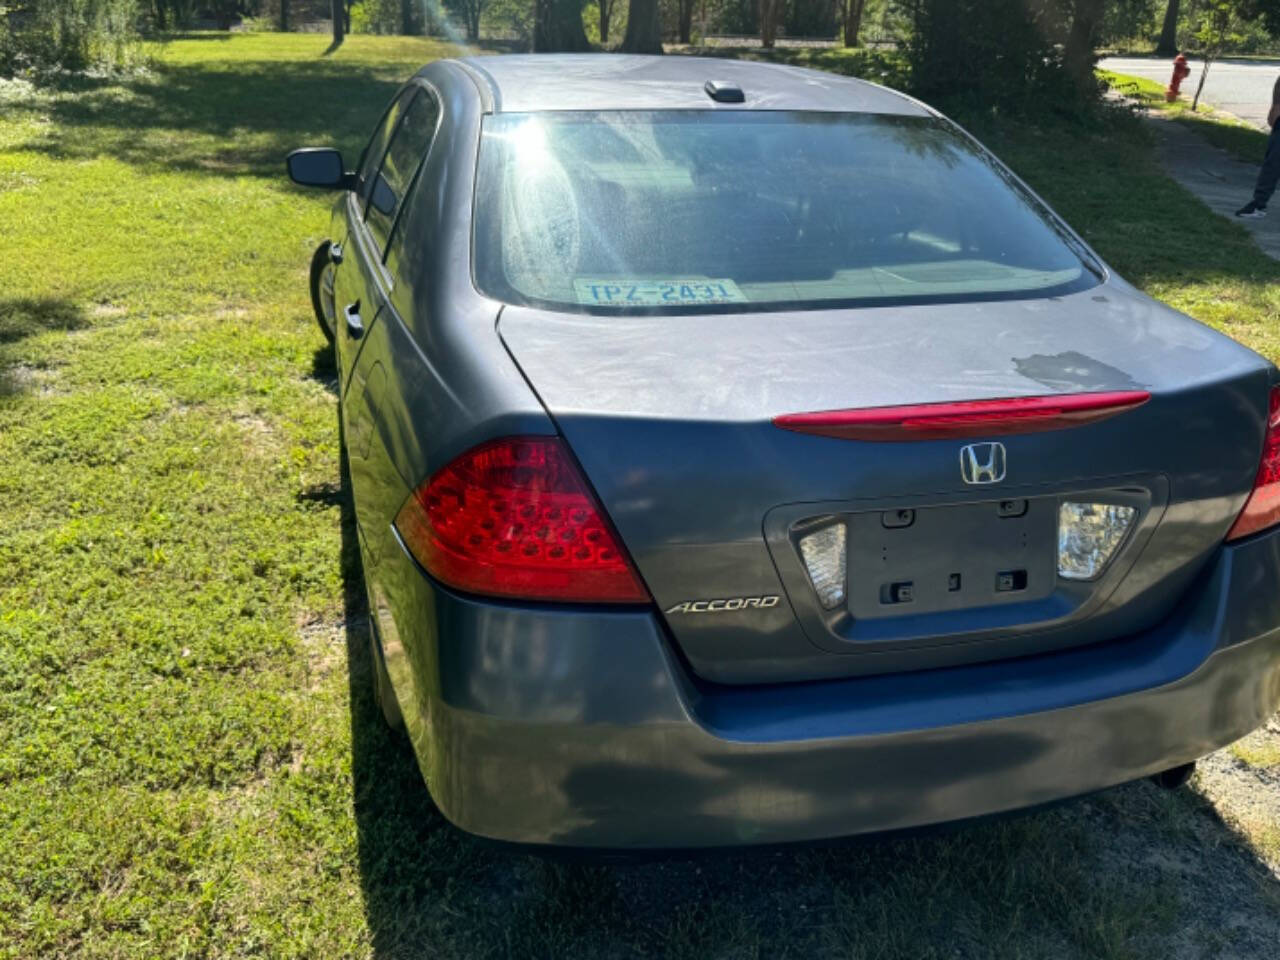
[344,301,364,338]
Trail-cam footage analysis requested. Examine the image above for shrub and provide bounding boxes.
[2,0,141,75]
[348,0,402,33]
[896,0,1093,119]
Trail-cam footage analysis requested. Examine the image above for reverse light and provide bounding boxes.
[798,522,847,609]
[393,436,649,604]
[1226,385,1280,542]
[1058,502,1136,580]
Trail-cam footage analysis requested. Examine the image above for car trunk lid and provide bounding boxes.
[497,285,1271,684]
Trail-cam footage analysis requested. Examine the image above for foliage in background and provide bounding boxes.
[348,0,399,31]
[481,0,534,40]
[897,0,1091,117]
[1105,0,1161,40]
[444,0,490,39]
[1,0,141,74]
[581,0,627,44]
[1,31,1278,960]
[1110,0,1280,53]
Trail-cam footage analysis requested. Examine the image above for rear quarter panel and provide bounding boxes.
[349,62,557,761]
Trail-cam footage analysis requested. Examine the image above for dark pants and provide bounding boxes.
[1255,124,1280,207]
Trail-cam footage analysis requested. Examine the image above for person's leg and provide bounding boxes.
[1254,125,1280,208]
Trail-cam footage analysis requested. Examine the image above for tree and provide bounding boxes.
[331,0,344,45]
[1064,0,1106,92]
[1189,0,1247,109]
[897,0,1070,111]
[535,0,591,49]
[621,0,661,50]
[280,0,289,30]
[211,0,237,28]
[1156,0,1180,55]
[759,0,781,46]
[842,0,865,45]
[596,0,616,42]
[400,0,418,33]
[448,0,491,39]
[677,0,694,43]
[1255,0,1280,34]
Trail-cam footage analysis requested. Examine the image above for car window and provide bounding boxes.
[472,111,1100,315]
[355,91,411,211]
[366,89,440,256]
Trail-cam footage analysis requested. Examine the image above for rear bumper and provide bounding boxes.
[384,528,1280,848]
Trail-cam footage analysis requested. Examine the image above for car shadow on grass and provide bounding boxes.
[309,343,339,395]
[333,434,1280,959]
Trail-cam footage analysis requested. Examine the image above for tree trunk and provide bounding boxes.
[621,0,661,52]
[535,0,591,51]
[842,0,864,47]
[678,0,693,44]
[280,0,289,31]
[154,0,167,30]
[468,7,480,41]
[400,0,416,35]
[1064,0,1105,93]
[759,0,777,48]
[331,0,344,44]
[1156,0,1180,57]
[597,0,610,43]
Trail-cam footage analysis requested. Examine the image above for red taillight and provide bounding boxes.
[394,436,649,603]
[1226,386,1280,542]
[773,391,1151,441]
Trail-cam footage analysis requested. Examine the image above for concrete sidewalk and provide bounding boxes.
[1145,112,1280,260]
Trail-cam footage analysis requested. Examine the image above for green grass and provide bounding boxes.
[1104,69,1273,166]
[2,32,1279,959]
[1231,733,1280,769]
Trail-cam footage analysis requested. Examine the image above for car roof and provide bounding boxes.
[448,54,932,116]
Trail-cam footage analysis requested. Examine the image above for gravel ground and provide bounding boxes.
[1202,718,1280,878]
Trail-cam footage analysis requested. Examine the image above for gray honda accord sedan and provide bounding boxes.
[286,54,1280,848]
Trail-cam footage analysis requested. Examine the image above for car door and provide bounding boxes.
[332,87,412,394]
[340,84,442,540]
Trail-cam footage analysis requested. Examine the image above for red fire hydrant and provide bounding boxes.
[1166,54,1191,102]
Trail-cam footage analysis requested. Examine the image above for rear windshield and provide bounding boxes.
[472,111,1099,314]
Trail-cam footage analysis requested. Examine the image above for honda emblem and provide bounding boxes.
[959,442,1007,485]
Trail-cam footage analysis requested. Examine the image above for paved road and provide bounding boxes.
[1101,56,1278,128]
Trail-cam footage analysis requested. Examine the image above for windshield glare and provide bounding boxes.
[472,111,1097,314]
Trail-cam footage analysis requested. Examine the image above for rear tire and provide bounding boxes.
[369,616,405,731]
[309,240,337,345]
[1151,761,1196,790]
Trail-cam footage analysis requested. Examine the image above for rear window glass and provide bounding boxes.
[472,111,1099,314]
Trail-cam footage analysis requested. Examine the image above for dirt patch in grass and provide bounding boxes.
[297,614,351,691]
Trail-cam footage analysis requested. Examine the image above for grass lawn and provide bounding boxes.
[1103,69,1273,165]
[2,33,1279,960]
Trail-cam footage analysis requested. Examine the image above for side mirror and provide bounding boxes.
[286,148,352,189]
